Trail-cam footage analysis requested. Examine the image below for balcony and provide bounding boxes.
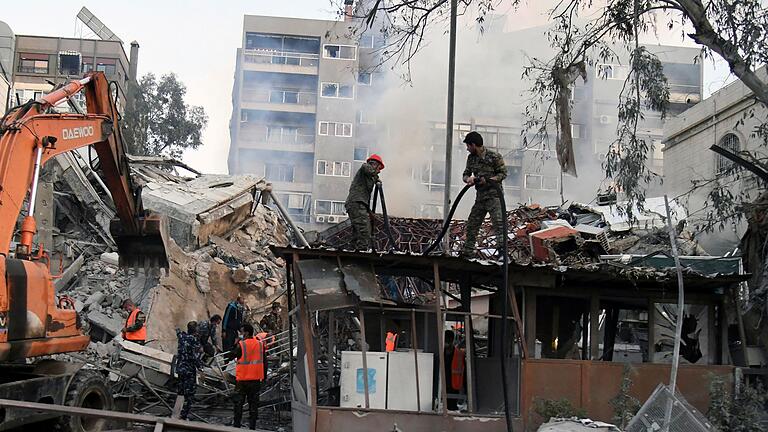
[238,125,315,153]
[243,49,319,75]
[241,88,317,113]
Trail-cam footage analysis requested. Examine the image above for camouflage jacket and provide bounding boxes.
[345,162,380,207]
[197,320,217,347]
[462,148,507,198]
[259,312,283,334]
[175,330,203,375]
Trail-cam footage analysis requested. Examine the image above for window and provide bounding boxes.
[354,147,369,162]
[18,53,49,74]
[265,163,294,182]
[571,124,582,139]
[287,194,306,209]
[59,52,81,75]
[358,72,372,86]
[315,200,347,215]
[357,110,375,124]
[525,174,559,191]
[359,34,375,48]
[596,63,629,80]
[335,123,352,137]
[84,58,117,75]
[317,160,351,177]
[323,44,356,60]
[524,174,542,190]
[321,82,354,99]
[716,133,740,174]
[14,89,45,104]
[321,82,338,97]
[318,121,353,137]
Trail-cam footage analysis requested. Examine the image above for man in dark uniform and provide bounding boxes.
[344,154,385,250]
[222,296,245,352]
[259,302,283,336]
[197,314,222,359]
[175,321,203,420]
[461,131,507,258]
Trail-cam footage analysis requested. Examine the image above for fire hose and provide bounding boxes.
[372,178,513,430]
[371,182,399,252]
[421,179,514,432]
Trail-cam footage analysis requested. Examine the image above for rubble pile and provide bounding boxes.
[318,197,708,267]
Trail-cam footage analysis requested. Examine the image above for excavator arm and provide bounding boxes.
[0,72,168,267]
[0,72,168,361]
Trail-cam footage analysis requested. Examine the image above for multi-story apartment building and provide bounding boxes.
[10,34,133,111]
[410,25,703,216]
[230,14,702,227]
[229,14,385,226]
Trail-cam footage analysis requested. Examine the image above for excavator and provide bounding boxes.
[0,72,168,431]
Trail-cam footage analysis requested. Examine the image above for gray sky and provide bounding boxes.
[2,1,734,174]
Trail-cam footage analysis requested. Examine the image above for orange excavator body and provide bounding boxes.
[0,72,168,361]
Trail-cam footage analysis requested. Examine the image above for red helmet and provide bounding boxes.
[367,154,385,169]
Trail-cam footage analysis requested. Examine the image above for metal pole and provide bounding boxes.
[28,145,45,215]
[267,189,310,247]
[442,0,458,223]
[662,195,685,431]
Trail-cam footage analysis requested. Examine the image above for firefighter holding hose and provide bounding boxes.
[345,154,385,250]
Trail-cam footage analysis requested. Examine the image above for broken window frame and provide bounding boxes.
[715,133,740,175]
[58,51,81,76]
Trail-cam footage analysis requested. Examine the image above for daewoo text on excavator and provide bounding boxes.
[0,72,168,431]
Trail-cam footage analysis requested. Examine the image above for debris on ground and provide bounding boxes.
[43,154,293,428]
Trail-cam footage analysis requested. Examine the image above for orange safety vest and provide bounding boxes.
[236,337,265,381]
[450,346,465,391]
[256,331,276,348]
[124,308,146,341]
[385,332,398,352]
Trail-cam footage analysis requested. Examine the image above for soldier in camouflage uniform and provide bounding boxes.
[345,154,385,250]
[259,302,283,335]
[176,321,203,420]
[461,131,507,258]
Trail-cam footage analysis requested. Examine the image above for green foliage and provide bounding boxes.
[610,365,641,429]
[708,375,768,432]
[533,398,587,420]
[122,73,208,158]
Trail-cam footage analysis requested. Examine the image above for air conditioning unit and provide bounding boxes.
[600,115,611,124]
[597,152,607,161]
[316,215,326,223]
[328,215,338,223]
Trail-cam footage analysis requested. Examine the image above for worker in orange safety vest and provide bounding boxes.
[121,299,146,345]
[443,330,465,410]
[385,331,398,352]
[225,323,266,429]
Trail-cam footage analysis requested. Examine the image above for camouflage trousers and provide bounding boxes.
[345,202,372,250]
[462,195,503,256]
[177,371,196,420]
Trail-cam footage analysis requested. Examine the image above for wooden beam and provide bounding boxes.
[589,293,600,360]
[292,252,317,428]
[358,308,371,409]
[507,281,528,359]
[410,308,422,413]
[524,287,537,358]
[433,261,448,415]
[0,398,257,432]
[171,396,184,419]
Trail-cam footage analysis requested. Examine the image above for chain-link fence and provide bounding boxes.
[626,384,715,432]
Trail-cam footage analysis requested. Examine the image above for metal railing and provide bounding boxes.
[242,88,317,106]
[240,125,315,146]
[243,49,319,68]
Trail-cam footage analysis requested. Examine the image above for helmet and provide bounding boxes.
[367,154,385,169]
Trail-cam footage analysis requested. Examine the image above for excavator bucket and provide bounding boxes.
[110,212,170,269]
